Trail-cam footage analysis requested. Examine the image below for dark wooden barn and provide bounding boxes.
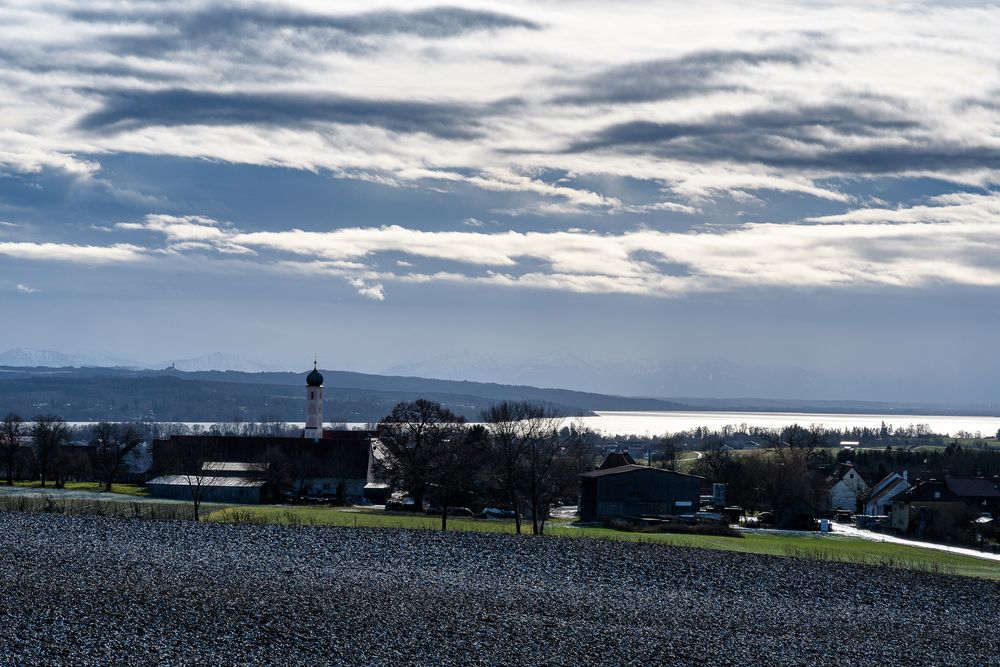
[579,465,703,522]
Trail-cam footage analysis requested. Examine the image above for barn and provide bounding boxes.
[146,474,270,504]
[579,464,703,522]
[151,431,376,499]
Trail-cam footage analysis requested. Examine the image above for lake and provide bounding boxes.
[576,411,1000,437]
[71,410,1000,438]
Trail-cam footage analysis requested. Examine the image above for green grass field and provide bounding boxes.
[11,481,150,496]
[205,505,1000,580]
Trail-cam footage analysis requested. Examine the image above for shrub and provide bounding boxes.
[604,517,743,538]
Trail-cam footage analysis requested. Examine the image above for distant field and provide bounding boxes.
[11,481,149,496]
[206,505,1000,580]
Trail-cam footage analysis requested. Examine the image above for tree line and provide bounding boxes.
[0,413,147,491]
[374,399,595,535]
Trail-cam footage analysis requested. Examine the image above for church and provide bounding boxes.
[148,362,384,504]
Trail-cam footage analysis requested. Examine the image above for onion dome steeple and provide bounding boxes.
[304,358,324,440]
[306,360,324,387]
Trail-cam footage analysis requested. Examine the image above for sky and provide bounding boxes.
[0,0,998,398]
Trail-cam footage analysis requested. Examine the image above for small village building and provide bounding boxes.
[151,431,375,499]
[579,453,703,521]
[146,473,270,504]
[823,462,869,512]
[943,477,1000,514]
[147,460,273,503]
[864,472,911,517]
[891,480,969,538]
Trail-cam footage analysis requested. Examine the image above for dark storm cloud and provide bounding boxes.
[69,5,540,60]
[554,49,812,105]
[76,88,511,139]
[566,103,1000,173]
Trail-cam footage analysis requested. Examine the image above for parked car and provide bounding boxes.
[385,493,420,512]
[478,507,518,520]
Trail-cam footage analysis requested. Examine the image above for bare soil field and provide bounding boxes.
[0,513,997,666]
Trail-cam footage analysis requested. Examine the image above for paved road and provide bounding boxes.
[828,521,1000,562]
[745,523,1000,563]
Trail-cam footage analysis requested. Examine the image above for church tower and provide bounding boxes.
[304,360,324,440]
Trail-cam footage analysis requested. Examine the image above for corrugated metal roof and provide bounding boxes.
[580,464,703,480]
[147,475,267,488]
[202,461,269,473]
[153,434,371,480]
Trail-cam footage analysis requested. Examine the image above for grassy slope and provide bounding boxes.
[205,505,1000,580]
[11,481,150,496]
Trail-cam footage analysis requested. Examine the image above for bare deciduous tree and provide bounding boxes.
[428,424,488,531]
[90,422,144,492]
[30,414,69,488]
[0,413,25,485]
[376,399,465,514]
[165,441,213,521]
[482,401,532,534]
[51,447,91,488]
[659,433,684,471]
[483,400,565,535]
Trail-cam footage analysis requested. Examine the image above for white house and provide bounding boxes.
[864,471,911,516]
[824,462,868,512]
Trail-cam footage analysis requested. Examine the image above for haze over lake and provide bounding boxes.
[81,411,1000,438]
[577,411,1000,438]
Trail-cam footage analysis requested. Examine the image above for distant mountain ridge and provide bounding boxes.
[0,348,280,373]
[0,347,138,369]
[3,348,998,410]
[383,352,1000,407]
[155,352,282,373]
[0,364,689,422]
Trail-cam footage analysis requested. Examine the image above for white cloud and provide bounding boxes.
[15,283,38,294]
[1,0,997,211]
[121,192,1000,297]
[347,277,385,301]
[0,242,145,264]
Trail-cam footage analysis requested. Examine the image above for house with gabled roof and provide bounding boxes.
[944,477,1000,514]
[891,480,969,539]
[864,471,911,517]
[823,462,868,513]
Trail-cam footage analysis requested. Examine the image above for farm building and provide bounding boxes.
[579,463,703,522]
[146,473,270,504]
[151,431,376,498]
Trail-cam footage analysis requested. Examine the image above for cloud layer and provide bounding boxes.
[0,1,998,304]
[1,1,998,210]
[0,192,965,299]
